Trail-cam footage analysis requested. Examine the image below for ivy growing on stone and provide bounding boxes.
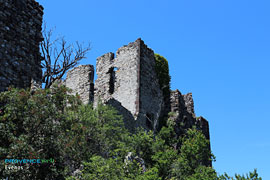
[154,54,171,101]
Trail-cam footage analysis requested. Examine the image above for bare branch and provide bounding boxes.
[40,25,91,88]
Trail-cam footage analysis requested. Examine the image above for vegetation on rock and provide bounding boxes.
[155,53,171,100]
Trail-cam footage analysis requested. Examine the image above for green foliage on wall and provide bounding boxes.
[155,54,171,100]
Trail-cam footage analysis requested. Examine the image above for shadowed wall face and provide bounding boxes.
[0,0,43,92]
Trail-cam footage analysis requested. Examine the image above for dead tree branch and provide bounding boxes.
[40,25,91,88]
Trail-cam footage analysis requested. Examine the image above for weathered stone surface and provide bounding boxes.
[65,65,94,104]
[196,116,210,141]
[170,89,211,166]
[196,116,211,166]
[0,0,43,92]
[170,90,196,136]
[183,93,196,117]
[94,38,163,132]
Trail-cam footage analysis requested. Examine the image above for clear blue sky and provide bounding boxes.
[37,0,270,178]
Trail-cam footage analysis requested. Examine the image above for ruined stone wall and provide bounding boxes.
[65,65,94,104]
[137,40,163,131]
[196,116,210,140]
[0,0,43,92]
[94,41,140,131]
[183,93,195,117]
[94,39,163,131]
[94,42,139,116]
[170,89,211,139]
[196,116,211,166]
[64,38,210,147]
[170,90,196,136]
[170,89,211,166]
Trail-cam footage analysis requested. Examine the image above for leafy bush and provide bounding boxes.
[0,85,80,179]
[218,169,262,180]
[0,86,128,179]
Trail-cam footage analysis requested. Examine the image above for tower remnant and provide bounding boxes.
[0,0,43,92]
[94,39,163,132]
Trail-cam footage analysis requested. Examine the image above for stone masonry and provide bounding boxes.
[170,90,196,137]
[65,65,94,104]
[0,0,43,92]
[170,90,209,138]
[94,38,163,132]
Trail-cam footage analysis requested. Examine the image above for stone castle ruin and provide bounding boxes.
[0,0,210,154]
[64,38,210,142]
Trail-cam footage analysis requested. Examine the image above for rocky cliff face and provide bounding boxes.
[0,0,43,92]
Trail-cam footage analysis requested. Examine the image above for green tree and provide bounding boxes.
[0,85,80,179]
[186,166,218,180]
[77,155,160,180]
[218,169,262,180]
[62,101,130,166]
[0,85,133,179]
[170,128,216,180]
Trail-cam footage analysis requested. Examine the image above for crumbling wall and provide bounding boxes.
[196,116,210,140]
[170,89,210,138]
[94,39,163,131]
[0,0,43,92]
[94,47,139,115]
[183,93,196,117]
[196,116,211,166]
[62,38,211,166]
[170,89,211,166]
[170,90,196,136]
[65,65,94,104]
[137,39,163,131]
[64,38,210,156]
